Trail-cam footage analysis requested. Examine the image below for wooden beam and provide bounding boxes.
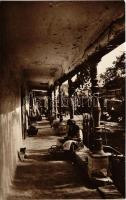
[53,16,124,87]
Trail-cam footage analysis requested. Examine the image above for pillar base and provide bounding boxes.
[58,121,66,135]
[18,147,26,161]
[53,120,66,136]
[88,150,111,179]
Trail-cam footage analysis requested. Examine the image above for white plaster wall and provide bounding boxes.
[0,64,23,200]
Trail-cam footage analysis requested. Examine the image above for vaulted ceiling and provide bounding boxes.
[1,1,125,88]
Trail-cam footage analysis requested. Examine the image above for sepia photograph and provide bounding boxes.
[0,1,125,199]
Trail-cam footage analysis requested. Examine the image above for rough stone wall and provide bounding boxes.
[0,63,23,200]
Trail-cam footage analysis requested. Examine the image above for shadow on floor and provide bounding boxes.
[7,121,102,199]
[7,149,101,199]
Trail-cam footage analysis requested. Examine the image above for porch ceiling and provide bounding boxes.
[1,1,124,88]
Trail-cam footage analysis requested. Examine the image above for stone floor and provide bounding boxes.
[7,120,102,200]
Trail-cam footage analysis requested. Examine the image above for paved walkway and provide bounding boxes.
[7,120,102,199]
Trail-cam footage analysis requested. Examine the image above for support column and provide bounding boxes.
[68,79,74,119]
[90,62,101,128]
[52,90,55,116]
[90,59,102,150]
[48,88,52,117]
[54,86,58,119]
[59,84,63,122]
[88,59,110,181]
